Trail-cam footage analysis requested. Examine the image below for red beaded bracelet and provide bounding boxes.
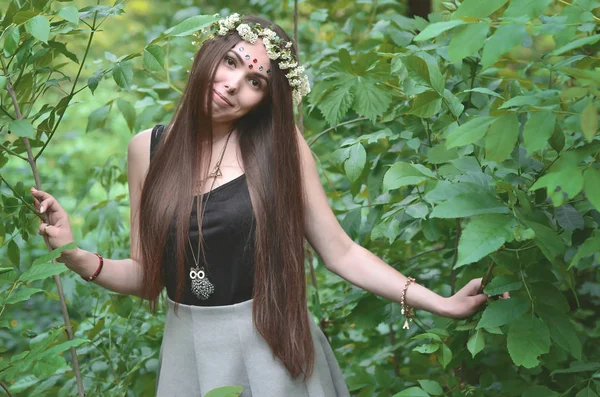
[82,253,104,282]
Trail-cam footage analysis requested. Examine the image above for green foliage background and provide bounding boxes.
[1,0,599,396]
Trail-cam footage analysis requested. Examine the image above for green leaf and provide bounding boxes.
[32,353,65,378]
[142,44,165,72]
[117,99,136,133]
[448,23,489,62]
[551,363,600,376]
[393,387,430,397]
[166,15,219,37]
[576,387,599,397]
[4,26,20,55]
[484,275,522,296]
[19,262,67,283]
[344,143,366,183]
[555,204,584,231]
[504,0,552,18]
[58,6,79,25]
[551,33,600,56]
[401,55,445,95]
[25,15,50,43]
[318,83,354,126]
[523,112,556,153]
[485,114,520,162]
[414,20,466,41]
[446,116,496,149]
[570,232,600,269]
[8,240,20,266]
[438,343,452,368]
[86,105,111,133]
[383,162,430,191]
[477,297,530,329]
[530,166,584,206]
[525,221,565,261]
[537,304,582,360]
[507,315,550,368]
[481,24,526,69]
[353,76,392,122]
[5,287,44,305]
[113,61,133,90]
[430,192,508,219]
[408,91,442,118]
[584,168,600,211]
[29,242,77,267]
[8,119,35,138]
[87,69,103,95]
[523,386,560,397]
[413,343,440,354]
[443,89,464,119]
[456,214,516,267]
[426,145,459,164]
[463,87,505,99]
[581,99,598,143]
[418,380,443,396]
[499,95,541,109]
[467,329,485,358]
[0,267,14,275]
[454,0,508,18]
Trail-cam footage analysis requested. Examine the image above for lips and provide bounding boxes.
[213,89,233,107]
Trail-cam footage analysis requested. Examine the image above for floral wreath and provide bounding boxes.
[197,13,311,105]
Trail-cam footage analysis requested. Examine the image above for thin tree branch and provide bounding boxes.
[0,143,28,161]
[451,218,462,295]
[0,37,86,397]
[35,9,99,161]
[294,0,304,129]
[0,381,13,397]
[307,117,368,147]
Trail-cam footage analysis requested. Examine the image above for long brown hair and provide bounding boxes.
[137,16,314,379]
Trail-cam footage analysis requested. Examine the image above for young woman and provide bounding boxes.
[30,15,492,397]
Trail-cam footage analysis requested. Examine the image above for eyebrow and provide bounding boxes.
[229,50,270,86]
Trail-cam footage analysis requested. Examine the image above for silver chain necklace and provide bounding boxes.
[188,129,234,300]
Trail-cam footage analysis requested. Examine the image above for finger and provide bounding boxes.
[471,294,488,308]
[39,196,65,215]
[38,222,55,237]
[457,278,484,297]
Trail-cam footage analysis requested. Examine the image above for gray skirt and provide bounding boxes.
[156,297,350,397]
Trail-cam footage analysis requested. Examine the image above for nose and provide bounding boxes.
[224,71,244,94]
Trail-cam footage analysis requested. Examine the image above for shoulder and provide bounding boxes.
[127,128,153,186]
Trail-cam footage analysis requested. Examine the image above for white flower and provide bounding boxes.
[285,41,293,49]
[261,28,278,40]
[236,24,258,43]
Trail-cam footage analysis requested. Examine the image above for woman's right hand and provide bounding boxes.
[30,187,77,262]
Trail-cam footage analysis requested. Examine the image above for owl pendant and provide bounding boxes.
[189,266,214,300]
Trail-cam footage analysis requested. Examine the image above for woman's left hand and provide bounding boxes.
[443,278,509,319]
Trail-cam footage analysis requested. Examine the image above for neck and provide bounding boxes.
[212,121,234,142]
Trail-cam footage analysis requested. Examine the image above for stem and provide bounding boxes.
[293,0,304,128]
[0,33,86,397]
[35,8,99,161]
[0,144,28,161]
[520,268,535,314]
[451,218,462,295]
[0,175,40,216]
[479,260,496,294]
[388,321,401,376]
[307,117,368,147]
[0,381,13,397]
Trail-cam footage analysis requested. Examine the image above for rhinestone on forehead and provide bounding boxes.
[238,46,244,52]
[253,58,257,63]
[266,69,271,74]
[259,66,263,71]
[249,64,253,69]
[244,54,250,60]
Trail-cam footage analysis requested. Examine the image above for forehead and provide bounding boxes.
[231,39,270,63]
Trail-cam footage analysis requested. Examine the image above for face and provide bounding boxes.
[210,39,272,124]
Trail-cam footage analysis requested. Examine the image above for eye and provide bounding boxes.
[225,56,235,66]
[249,78,261,88]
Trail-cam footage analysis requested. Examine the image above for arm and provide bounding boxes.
[31,128,153,299]
[297,131,487,318]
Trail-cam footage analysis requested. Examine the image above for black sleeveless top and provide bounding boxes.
[149,125,255,306]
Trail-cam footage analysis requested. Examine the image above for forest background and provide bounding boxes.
[0,0,599,396]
